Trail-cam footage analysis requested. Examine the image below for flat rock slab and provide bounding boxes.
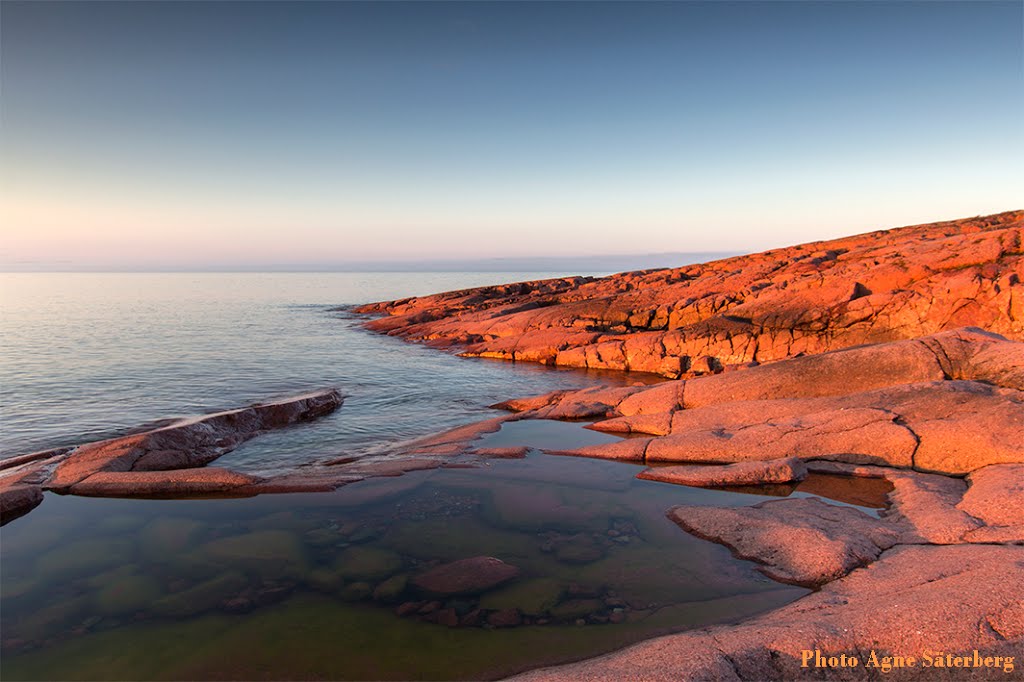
[958,463,1024,529]
[411,556,520,597]
[669,497,900,586]
[46,389,343,490]
[510,544,1024,681]
[68,467,260,497]
[638,457,808,488]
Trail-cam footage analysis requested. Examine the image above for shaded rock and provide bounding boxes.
[638,458,807,488]
[200,530,309,580]
[94,573,164,616]
[394,601,423,617]
[372,574,408,603]
[486,608,522,628]
[433,607,460,627]
[152,571,249,617]
[883,470,982,544]
[669,498,900,586]
[46,389,343,491]
[340,581,373,602]
[304,567,344,593]
[553,534,606,565]
[411,556,520,597]
[479,577,564,615]
[0,484,43,525]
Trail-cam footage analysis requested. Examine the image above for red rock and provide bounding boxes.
[45,389,343,490]
[411,556,520,597]
[434,607,460,627]
[551,380,1024,475]
[394,601,423,617]
[487,608,523,628]
[0,484,43,524]
[637,458,808,488]
[68,467,260,497]
[669,497,901,586]
[358,212,1024,377]
[957,463,1024,529]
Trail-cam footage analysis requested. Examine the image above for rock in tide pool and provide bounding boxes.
[151,571,249,617]
[372,574,408,603]
[669,498,900,587]
[638,458,808,488]
[411,556,520,597]
[479,577,564,615]
[200,530,309,581]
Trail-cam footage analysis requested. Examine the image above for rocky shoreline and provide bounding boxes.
[2,210,1022,679]
[353,211,1023,680]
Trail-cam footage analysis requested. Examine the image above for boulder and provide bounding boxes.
[410,556,520,597]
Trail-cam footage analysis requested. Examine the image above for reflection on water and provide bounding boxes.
[3,440,814,681]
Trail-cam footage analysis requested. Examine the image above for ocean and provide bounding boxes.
[0,272,641,468]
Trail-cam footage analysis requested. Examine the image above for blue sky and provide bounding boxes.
[1,1,1021,270]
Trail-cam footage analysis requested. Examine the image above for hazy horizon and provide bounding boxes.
[2,1,1021,270]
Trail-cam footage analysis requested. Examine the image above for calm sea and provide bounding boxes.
[0,272,640,471]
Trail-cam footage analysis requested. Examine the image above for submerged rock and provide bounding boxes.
[411,556,520,597]
[151,571,249,617]
[479,577,564,615]
[200,530,309,581]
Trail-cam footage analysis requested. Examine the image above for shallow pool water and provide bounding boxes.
[1,418,895,681]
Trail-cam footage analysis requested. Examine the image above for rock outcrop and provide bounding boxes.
[506,330,1024,476]
[0,390,345,523]
[358,211,1024,377]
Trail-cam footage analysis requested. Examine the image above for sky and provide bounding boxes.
[1,1,1021,271]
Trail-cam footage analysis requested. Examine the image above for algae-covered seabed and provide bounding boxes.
[0,421,887,681]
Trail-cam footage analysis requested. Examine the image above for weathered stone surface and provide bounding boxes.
[958,463,1024,529]
[46,389,343,490]
[804,460,991,545]
[638,458,808,488]
[68,467,260,497]
[510,544,1024,681]
[883,471,982,544]
[359,211,1024,377]
[0,483,43,525]
[669,498,900,586]
[545,379,1024,475]
[411,556,520,597]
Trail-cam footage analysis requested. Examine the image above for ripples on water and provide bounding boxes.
[0,272,651,470]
